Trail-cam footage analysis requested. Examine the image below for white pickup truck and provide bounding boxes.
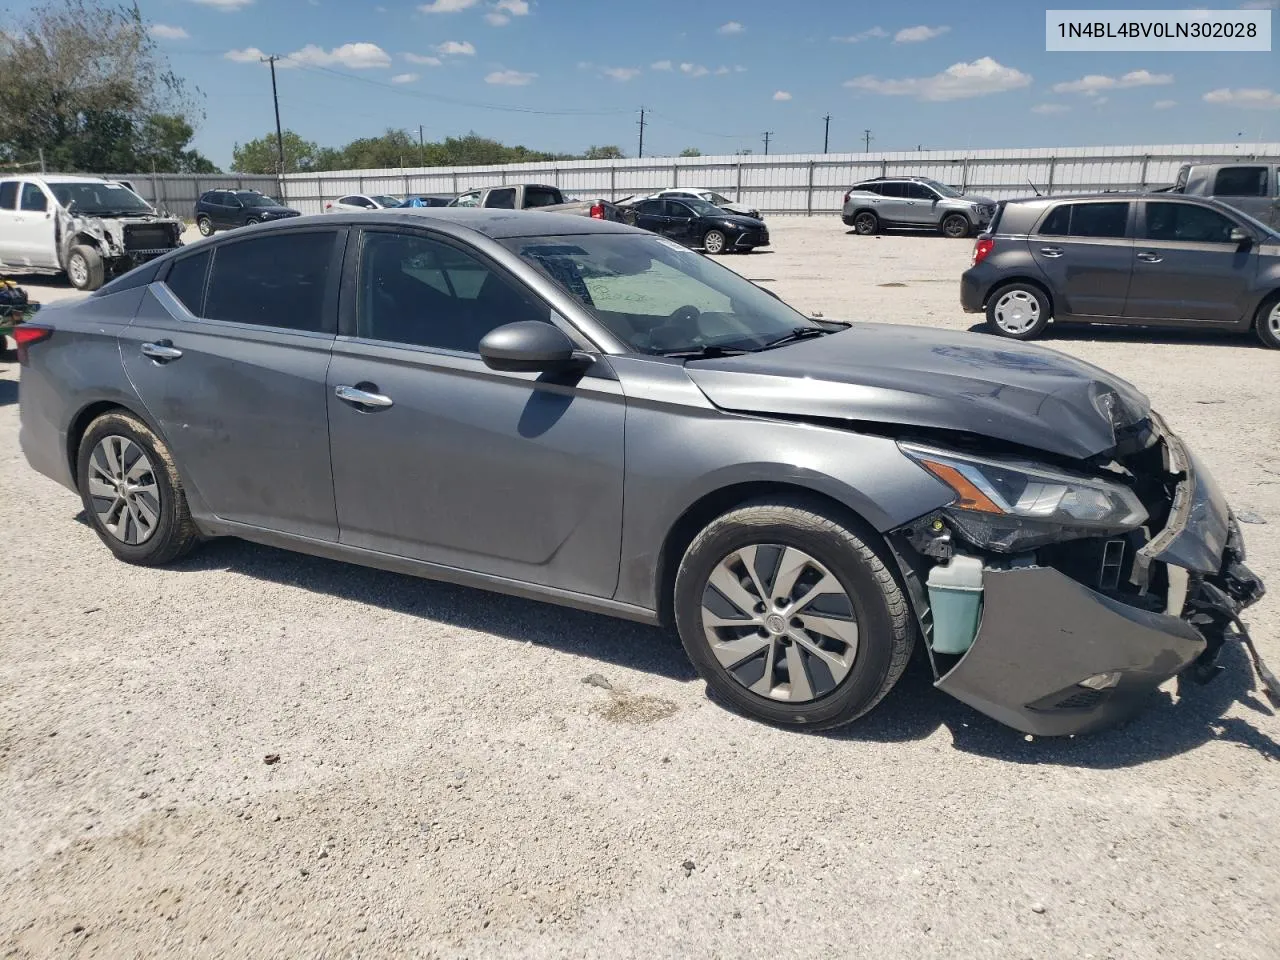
[449,183,626,221]
[0,174,184,291]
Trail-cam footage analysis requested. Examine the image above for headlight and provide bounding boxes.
[900,442,1148,552]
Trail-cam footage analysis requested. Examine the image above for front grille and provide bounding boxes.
[123,224,176,252]
[740,230,769,246]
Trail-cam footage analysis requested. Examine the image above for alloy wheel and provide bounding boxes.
[87,435,161,545]
[943,215,969,238]
[67,254,88,288]
[992,289,1041,335]
[1268,302,1280,340]
[704,231,726,254]
[700,543,859,703]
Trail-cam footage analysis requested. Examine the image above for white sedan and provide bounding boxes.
[324,194,402,213]
[646,188,761,220]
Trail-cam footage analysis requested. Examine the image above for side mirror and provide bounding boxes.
[1229,227,1251,246]
[479,321,590,373]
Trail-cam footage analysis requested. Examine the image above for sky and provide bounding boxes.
[20,0,1280,168]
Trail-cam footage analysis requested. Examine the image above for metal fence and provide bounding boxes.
[277,142,1280,217]
[103,172,280,217]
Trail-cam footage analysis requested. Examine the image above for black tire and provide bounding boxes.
[196,216,214,237]
[76,410,200,566]
[673,497,914,731]
[1255,294,1280,349]
[941,213,971,239]
[67,244,104,291]
[852,211,878,236]
[244,217,260,227]
[985,281,1051,340]
[703,229,727,254]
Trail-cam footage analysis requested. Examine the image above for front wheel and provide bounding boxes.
[196,216,214,237]
[674,498,913,731]
[703,230,727,254]
[986,283,1051,340]
[1255,295,1280,349]
[941,214,971,239]
[66,245,104,291]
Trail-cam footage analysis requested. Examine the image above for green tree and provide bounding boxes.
[679,147,702,157]
[231,130,321,174]
[583,145,625,160]
[136,115,219,173]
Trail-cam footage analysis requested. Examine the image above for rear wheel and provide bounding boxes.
[674,498,913,731]
[1255,295,1280,350]
[986,282,1050,340]
[941,213,971,239]
[196,215,214,236]
[703,230,727,254]
[66,245,104,291]
[852,211,879,236]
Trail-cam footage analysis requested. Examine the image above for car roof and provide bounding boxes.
[1003,191,1228,206]
[256,207,637,239]
[4,174,116,184]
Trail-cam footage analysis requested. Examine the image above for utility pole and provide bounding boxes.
[38,147,45,174]
[262,55,286,176]
[637,107,647,158]
[863,128,873,153]
[822,115,831,154]
[762,131,773,155]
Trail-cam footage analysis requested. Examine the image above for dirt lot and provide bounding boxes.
[2,218,1278,960]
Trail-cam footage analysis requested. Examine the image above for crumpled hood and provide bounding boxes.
[683,322,1152,460]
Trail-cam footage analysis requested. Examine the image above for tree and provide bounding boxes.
[582,145,625,160]
[679,147,702,157]
[231,131,321,174]
[0,0,215,172]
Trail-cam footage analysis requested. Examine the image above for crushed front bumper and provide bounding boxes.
[929,428,1266,736]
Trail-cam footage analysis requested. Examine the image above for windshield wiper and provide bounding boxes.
[656,344,751,360]
[757,326,833,350]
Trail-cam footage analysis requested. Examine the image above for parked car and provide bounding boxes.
[450,183,624,221]
[17,208,1271,736]
[397,195,455,208]
[842,176,996,238]
[961,192,1280,349]
[1158,162,1280,228]
[193,189,302,236]
[325,194,402,213]
[644,188,761,220]
[0,175,184,291]
[627,197,769,253]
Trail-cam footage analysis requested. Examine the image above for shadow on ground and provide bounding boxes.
[150,530,1280,768]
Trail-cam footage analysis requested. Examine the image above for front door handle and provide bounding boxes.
[1039,246,1064,258]
[335,384,394,410]
[1136,251,1163,263]
[141,340,183,362]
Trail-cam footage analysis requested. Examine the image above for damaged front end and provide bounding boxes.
[887,412,1271,736]
[57,208,184,279]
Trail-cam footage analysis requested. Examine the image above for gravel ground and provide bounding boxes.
[2,218,1278,960]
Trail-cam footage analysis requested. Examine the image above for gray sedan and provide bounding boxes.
[15,209,1273,735]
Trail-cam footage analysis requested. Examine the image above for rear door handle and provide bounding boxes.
[1039,246,1064,257]
[1136,251,1163,263]
[335,384,394,410]
[141,340,183,362]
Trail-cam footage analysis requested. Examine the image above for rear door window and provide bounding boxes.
[0,181,17,210]
[878,182,905,198]
[523,186,562,207]
[484,188,516,209]
[203,231,337,331]
[1040,202,1129,238]
[1213,166,1267,197]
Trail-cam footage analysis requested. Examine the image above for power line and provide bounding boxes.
[644,109,748,141]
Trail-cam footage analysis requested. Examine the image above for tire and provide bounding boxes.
[196,216,214,237]
[852,211,878,236]
[76,410,200,566]
[66,244,104,291]
[673,497,913,731]
[985,282,1051,340]
[1255,294,1280,350]
[703,230,727,254]
[244,217,260,227]
[941,213,971,239]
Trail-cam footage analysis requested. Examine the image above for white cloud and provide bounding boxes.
[418,0,477,11]
[435,40,476,55]
[715,65,730,75]
[772,90,792,101]
[1030,103,1070,114]
[287,42,392,69]
[486,12,508,23]
[486,68,536,85]
[846,57,1031,101]
[680,62,710,77]
[403,52,443,65]
[1203,87,1280,108]
[191,0,252,9]
[894,24,950,43]
[601,66,641,81]
[391,73,419,84]
[225,47,287,64]
[832,27,886,42]
[717,20,744,34]
[734,65,747,72]
[1052,69,1173,95]
[651,60,673,71]
[1154,98,1177,109]
[496,0,528,12]
[149,24,189,39]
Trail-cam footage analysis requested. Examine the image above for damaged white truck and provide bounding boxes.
[0,175,183,291]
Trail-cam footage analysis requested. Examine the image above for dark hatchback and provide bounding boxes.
[625,197,769,254]
[194,189,303,236]
[961,192,1280,349]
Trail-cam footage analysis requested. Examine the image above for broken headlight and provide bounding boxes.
[900,442,1148,552]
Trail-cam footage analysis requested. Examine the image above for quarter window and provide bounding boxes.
[20,183,48,211]
[203,232,335,331]
[1212,166,1267,198]
[165,250,211,315]
[1143,202,1239,244]
[357,230,547,353]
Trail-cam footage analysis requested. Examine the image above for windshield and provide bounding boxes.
[925,179,964,198]
[48,181,151,215]
[500,233,823,355]
[372,195,401,207]
[704,192,732,205]
[241,193,281,207]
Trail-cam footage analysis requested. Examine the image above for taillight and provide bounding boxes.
[13,323,52,364]
[972,236,994,266]
[844,189,853,203]
[589,202,605,219]
[325,202,332,209]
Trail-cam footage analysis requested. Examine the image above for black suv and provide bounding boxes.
[194,189,302,236]
[961,193,1280,349]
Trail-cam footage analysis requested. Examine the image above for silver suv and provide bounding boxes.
[841,176,996,238]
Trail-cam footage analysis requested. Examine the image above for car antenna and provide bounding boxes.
[1026,177,1043,198]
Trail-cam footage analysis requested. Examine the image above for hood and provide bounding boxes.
[260,207,301,217]
[965,195,997,207]
[682,322,1151,460]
